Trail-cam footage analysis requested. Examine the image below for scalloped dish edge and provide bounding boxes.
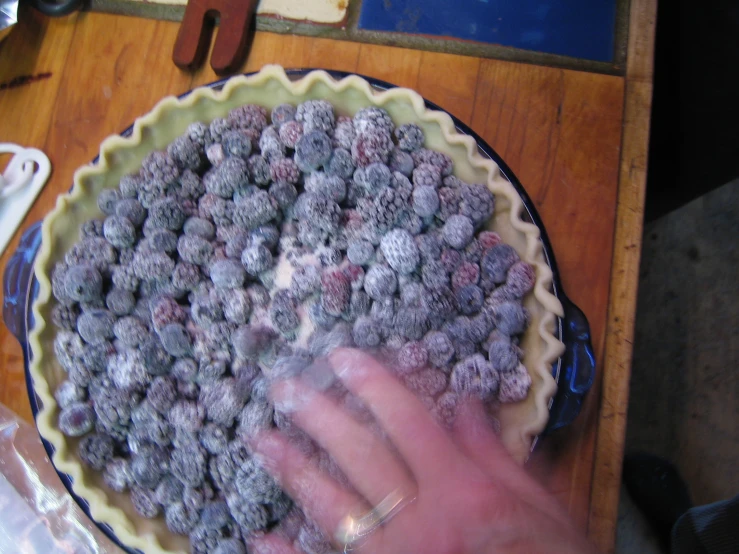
[28,65,565,554]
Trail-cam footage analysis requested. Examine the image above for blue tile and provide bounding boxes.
[358,0,617,62]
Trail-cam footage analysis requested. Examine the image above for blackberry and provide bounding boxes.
[451,353,499,398]
[259,125,285,161]
[413,163,442,189]
[458,183,495,227]
[241,243,273,276]
[209,259,246,289]
[170,441,207,488]
[505,261,536,298]
[395,123,424,152]
[227,492,269,534]
[343,263,365,292]
[363,264,397,300]
[345,239,372,266]
[456,284,483,316]
[58,402,95,437]
[130,486,161,519]
[354,106,394,137]
[442,214,475,249]
[102,215,135,249]
[437,187,461,221]
[223,289,252,325]
[491,301,528,336]
[141,151,180,185]
[173,262,202,291]
[247,154,271,186]
[209,118,233,144]
[367,187,405,232]
[177,169,206,200]
[165,502,201,535]
[412,185,440,217]
[200,378,249,426]
[380,229,420,275]
[167,135,203,171]
[221,130,253,161]
[103,458,132,493]
[232,190,278,230]
[115,198,146,227]
[64,265,103,302]
[397,341,429,374]
[332,116,356,149]
[278,119,303,149]
[320,269,351,316]
[270,157,301,184]
[172,357,198,382]
[395,305,430,341]
[80,219,104,239]
[295,130,332,172]
[77,309,115,345]
[54,380,85,409]
[295,100,335,134]
[488,339,520,374]
[271,103,297,127]
[451,261,481,292]
[178,235,214,266]
[351,128,393,167]
[119,174,142,199]
[481,244,520,284]
[150,296,186,330]
[168,400,206,433]
[388,147,415,176]
[149,197,186,230]
[199,422,229,455]
[204,157,248,198]
[498,365,532,403]
[325,147,355,179]
[51,303,79,331]
[187,121,212,147]
[305,171,346,202]
[357,162,392,194]
[182,217,216,241]
[423,285,456,325]
[78,433,114,470]
[411,148,453,176]
[421,260,449,289]
[112,316,147,348]
[53,330,84,371]
[290,264,321,300]
[159,323,192,356]
[228,104,268,131]
[141,336,174,375]
[423,330,455,368]
[296,193,341,233]
[352,316,381,348]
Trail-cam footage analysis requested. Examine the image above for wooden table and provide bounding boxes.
[0,2,655,552]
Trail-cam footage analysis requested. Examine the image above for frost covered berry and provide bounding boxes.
[103,215,136,249]
[113,316,149,348]
[131,486,160,519]
[451,353,499,398]
[413,163,442,188]
[305,171,346,202]
[167,135,202,171]
[210,259,246,289]
[77,309,115,344]
[397,341,428,374]
[505,261,536,297]
[488,339,520,374]
[458,183,495,227]
[270,290,300,333]
[481,244,520,284]
[78,433,114,470]
[115,198,146,227]
[456,284,484,315]
[347,239,374,266]
[411,148,453,176]
[423,330,455,368]
[271,103,296,127]
[132,251,175,280]
[232,190,278,230]
[97,188,120,215]
[320,269,351,316]
[442,214,475,249]
[364,264,397,300]
[159,323,192,356]
[103,458,131,492]
[491,301,528,336]
[352,316,381,348]
[55,381,84,409]
[149,197,186,230]
[178,235,214,266]
[278,120,303,148]
[498,365,532,403]
[51,303,79,331]
[241,243,273,276]
[270,157,301,184]
[412,185,439,217]
[395,123,424,152]
[333,116,356,150]
[325,147,355,179]
[58,402,95,437]
[296,99,335,134]
[64,265,103,302]
[380,229,420,275]
[295,130,332,172]
[354,106,394,136]
[351,128,393,167]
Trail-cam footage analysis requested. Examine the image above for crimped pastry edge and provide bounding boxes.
[28,65,565,554]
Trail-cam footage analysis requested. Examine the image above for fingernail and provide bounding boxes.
[252,433,284,470]
[302,358,336,392]
[329,348,364,380]
[271,379,313,414]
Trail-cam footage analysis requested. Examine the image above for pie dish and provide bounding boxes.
[17,66,580,554]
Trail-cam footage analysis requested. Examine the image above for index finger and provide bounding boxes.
[329,348,458,483]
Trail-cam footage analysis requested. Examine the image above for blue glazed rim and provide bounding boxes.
[2,69,595,554]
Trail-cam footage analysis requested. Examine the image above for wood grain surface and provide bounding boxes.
[0,6,645,551]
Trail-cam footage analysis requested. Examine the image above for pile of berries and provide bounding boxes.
[50,99,537,553]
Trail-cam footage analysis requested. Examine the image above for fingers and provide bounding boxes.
[329,348,458,482]
[271,378,416,507]
[252,430,367,536]
[247,534,299,554]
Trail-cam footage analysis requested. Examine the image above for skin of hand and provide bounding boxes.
[248,348,597,554]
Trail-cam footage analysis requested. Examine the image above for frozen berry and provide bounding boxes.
[354,106,394,136]
[290,264,321,301]
[388,147,415,176]
[131,486,160,519]
[149,197,186,230]
[77,309,115,344]
[395,123,424,152]
[423,331,455,368]
[270,290,300,333]
[456,284,484,315]
[498,364,532,403]
[397,341,428,374]
[58,402,95,437]
[321,269,351,317]
[115,197,146,227]
[478,230,502,251]
[412,185,440,217]
[413,163,442,188]
[103,458,132,492]
[159,323,192,357]
[142,150,180,185]
[178,235,214,266]
[411,148,453,176]
[78,433,114,470]
[168,135,203,171]
[481,244,520,284]
[241,243,273,276]
[352,316,381,348]
[97,188,120,216]
[184,217,216,240]
[380,229,420,275]
[305,171,346,202]
[505,261,536,298]
[295,130,332,171]
[458,183,495,227]
[64,265,103,302]
[271,103,296,127]
[232,190,278,230]
[270,157,301,184]
[351,128,393,167]
[296,100,335,134]
[325,147,355,179]
[210,259,246,289]
[451,353,499,398]
[278,120,303,148]
[364,264,397,300]
[442,214,475,249]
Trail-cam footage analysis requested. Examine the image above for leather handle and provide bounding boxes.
[173,0,257,75]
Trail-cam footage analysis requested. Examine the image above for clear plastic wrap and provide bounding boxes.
[0,402,118,553]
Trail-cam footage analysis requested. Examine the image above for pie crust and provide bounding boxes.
[28,65,565,554]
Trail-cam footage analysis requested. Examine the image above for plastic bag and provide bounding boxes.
[0,402,118,554]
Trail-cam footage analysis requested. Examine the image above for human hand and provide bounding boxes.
[248,348,596,554]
